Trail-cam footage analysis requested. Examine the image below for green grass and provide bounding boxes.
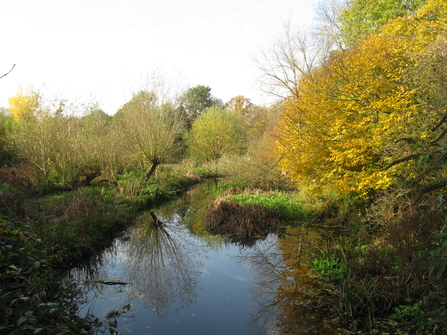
[228,191,313,222]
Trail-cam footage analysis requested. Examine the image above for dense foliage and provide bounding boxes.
[271,0,447,332]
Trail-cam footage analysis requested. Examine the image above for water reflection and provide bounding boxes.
[71,182,339,334]
[70,210,203,323]
[238,227,339,334]
[122,212,199,317]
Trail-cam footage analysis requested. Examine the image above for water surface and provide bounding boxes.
[70,184,339,334]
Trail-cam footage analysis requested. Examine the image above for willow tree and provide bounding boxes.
[117,91,186,179]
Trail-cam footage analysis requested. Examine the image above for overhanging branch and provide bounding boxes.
[412,180,447,206]
[382,153,421,170]
[0,64,15,79]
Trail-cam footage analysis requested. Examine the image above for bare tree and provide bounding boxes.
[253,1,346,100]
[313,0,347,51]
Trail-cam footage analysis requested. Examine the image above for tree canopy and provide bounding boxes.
[276,0,447,200]
[177,85,221,124]
[116,90,186,178]
[339,0,426,46]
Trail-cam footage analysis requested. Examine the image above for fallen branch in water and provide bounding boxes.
[91,278,128,285]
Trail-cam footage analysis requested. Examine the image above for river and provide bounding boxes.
[68,183,339,334]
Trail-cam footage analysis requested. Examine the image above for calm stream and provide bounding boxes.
[69,183,339,334]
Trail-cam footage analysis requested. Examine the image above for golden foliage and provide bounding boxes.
[276,0,447,198]
[8,89,39,122]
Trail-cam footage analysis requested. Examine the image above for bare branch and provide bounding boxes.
[431,126,447,145]
[253,19,328,100]
[431,108,447,132]
[396,137,417,144]
[0,64,15,79]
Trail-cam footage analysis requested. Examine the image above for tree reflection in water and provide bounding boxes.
[69,182,341,334]
[122,211,199,318]
[239,226,339,335]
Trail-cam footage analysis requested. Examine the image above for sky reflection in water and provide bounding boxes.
[70,186,339,335]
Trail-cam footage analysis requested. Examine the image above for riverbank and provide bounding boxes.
[3,166,446,334]
[216,185,447,334]
[0,165,215,334]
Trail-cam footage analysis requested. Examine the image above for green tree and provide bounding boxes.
[177,85,221,124]
[187,106,245,164]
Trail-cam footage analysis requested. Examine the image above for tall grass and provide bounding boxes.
[116,164,216,208]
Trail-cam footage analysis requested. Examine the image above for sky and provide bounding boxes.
[0,0,317,115]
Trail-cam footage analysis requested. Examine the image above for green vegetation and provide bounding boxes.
[2,0,447,333]
[229,192,311,222]
[0,165,214,334]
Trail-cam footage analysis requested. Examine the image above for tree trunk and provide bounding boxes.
[145,160,159,179]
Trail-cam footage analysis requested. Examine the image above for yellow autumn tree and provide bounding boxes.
[8,88,39,122]
[276,0,447,198]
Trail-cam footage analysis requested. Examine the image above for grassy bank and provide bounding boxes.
[210,182,314,222]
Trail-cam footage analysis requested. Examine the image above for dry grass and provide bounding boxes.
[206,195,281,238]
[0,166,34,188]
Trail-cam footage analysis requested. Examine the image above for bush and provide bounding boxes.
[311,254,347,281]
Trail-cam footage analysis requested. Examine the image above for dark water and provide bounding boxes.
[69,184,339,335]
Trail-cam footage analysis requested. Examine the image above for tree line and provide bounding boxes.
[0,82,282,190]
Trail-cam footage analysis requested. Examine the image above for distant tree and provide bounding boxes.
[117,91,186,178]
[226,95,256,129]
[186,106,245,164]
[82,109,111,129]
[8,88,39,122]
[177,85,221,124]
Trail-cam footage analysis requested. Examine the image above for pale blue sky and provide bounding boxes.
[1,0,317,114]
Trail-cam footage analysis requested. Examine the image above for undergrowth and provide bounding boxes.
[0,188,102,334]
[310,207,447,333]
